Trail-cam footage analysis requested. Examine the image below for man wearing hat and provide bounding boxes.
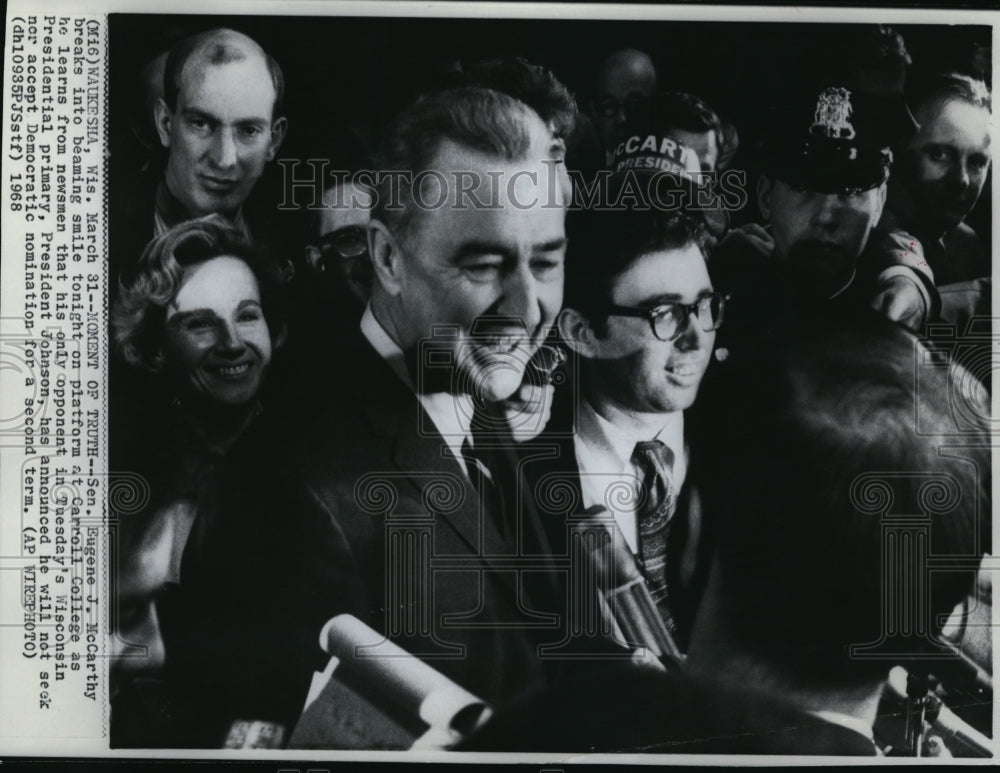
[713,83,936,341]
[595,98,733,239]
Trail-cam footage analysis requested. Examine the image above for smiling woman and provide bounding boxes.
[109,215,288,745]
[113,214,285,411]
[160,255,273,406]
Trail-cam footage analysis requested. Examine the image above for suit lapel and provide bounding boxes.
[526,382,585,558]
[341,328,509,562]
[391,413,495,557]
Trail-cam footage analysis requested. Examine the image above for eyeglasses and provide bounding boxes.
[316,225,368,261]
[306,225,370,276]
[603,292,729,342]
[594,93,646,119]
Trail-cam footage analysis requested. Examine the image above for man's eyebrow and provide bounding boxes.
[639,293,684,306]
[640,289,714,307]
[534,237,567,253]
[452,241,516,262]
[180,107,218,122]
[181,107,269,127]
[451,237,567,263]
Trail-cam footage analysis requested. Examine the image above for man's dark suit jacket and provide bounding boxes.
[159,327,579,745]
[274,328,570,699]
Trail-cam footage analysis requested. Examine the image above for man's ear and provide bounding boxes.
[265,116,287,162]
[368,219,405,296]
[304,244,323,273]
[557,307,599,358]
[757,173,774,222]
[873,180,888,226]
[154,98,173,149]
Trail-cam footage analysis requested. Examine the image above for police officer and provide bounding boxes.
[712,83,937,352]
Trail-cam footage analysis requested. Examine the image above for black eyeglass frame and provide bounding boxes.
[314,225,369,260]
[602,292,730,342]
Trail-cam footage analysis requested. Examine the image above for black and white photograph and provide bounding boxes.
[0,1,995,763]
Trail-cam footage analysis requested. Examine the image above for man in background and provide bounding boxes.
[152,28,287,237]
[713,83,937,345]
[884,73,991,313]
[589,49,658,163]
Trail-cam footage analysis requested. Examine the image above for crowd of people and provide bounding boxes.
[107,21,992,755]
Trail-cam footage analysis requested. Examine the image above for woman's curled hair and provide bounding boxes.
[112,215,286,371]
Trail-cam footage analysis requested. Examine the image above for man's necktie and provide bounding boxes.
[631,439,679,633]
[461,436,507,538]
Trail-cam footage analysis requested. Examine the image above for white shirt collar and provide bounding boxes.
[361,305,474,474]
[573,396,687,552]
[577,398,685,477]
[361,304,412,388]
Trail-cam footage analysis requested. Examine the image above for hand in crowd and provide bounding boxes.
[714,222,774,258]
[870,273,928,330]
[924,735,954,758]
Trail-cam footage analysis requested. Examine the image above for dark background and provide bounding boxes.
[108,13,992,235]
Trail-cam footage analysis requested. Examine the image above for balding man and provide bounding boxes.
[590,49,658,161]
[152,28,287,239]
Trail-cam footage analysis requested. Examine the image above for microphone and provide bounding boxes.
[573,508,684,665]
[886,666,993,757]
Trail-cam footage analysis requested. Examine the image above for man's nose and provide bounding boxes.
[674,309,710,352]
[948,159,972,191]
[810,195,842,230]
[499,265,542,333]
[208,128,238,169]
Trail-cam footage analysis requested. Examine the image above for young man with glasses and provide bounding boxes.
[539,207,724,651]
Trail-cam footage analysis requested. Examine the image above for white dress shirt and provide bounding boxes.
[361,305,474,477]
[573,397,687,553]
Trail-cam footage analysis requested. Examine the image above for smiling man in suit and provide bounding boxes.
[287,86,570,707]
[522,120,728,657]
[155,87,574,747]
